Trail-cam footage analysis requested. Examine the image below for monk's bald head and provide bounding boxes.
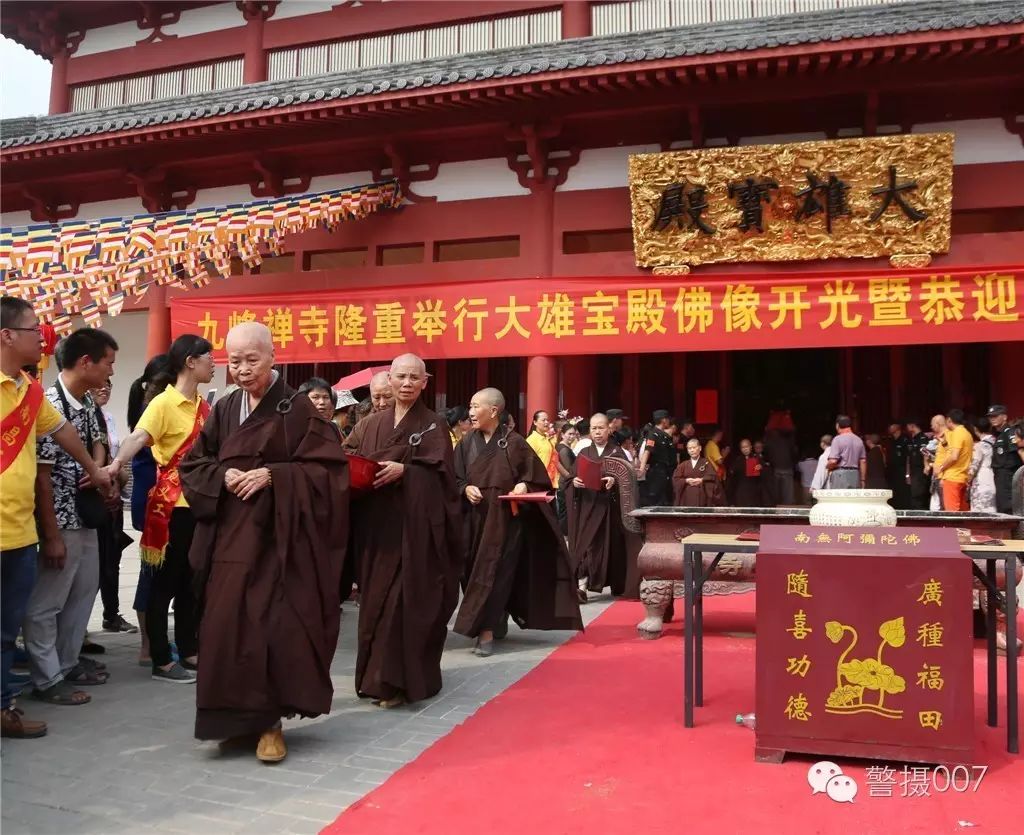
[590,412,610,445]
[226,322,275,394]
[470,388,504,434]
[475,388,505,411]
[391,353,426,376]
[369,371,393,412]
[389,353,428,406]
[226,321,273,354]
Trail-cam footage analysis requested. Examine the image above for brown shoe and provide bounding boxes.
[256,727,287,763]
[1,707,48,739]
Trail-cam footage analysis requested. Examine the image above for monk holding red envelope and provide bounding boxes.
[454,387,582,658]
[566,413,629,601]
[348,354,463,709]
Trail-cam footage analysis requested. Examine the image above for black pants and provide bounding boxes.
[994,468,1015,515]
[97,509,125,623]
[146,508,198,667]
[642,472,672,507]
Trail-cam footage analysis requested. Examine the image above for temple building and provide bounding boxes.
[2,0,1022,437]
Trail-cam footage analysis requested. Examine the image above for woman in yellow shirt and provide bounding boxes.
[705,427,727,481]
[525,410,559,488]
[111,335,215,684]
[446,405,470,448]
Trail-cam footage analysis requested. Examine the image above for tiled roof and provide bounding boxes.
[2,0,1020,150]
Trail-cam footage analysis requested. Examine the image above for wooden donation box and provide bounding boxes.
[755,526,973,764]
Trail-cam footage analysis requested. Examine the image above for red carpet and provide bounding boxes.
[325,596,1021,835]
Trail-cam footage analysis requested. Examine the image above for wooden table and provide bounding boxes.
[679,533,1021,754]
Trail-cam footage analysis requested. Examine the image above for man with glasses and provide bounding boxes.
[1,298,115,737]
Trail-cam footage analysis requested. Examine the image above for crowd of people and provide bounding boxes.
[2,294,1022,764]
[504,406,1024,517]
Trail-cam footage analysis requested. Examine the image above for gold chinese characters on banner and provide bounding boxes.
[629,133,953,269]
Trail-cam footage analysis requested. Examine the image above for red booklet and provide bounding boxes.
[745,457,762,478]
[348,454,383,494]
[576,454,603,490]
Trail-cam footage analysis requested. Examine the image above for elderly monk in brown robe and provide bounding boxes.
[350,354,462,708]
[454,388,582,657]
[344,371,394,452]
[673,437,724,507]
[180,322,348,763]
[566,413,629,600]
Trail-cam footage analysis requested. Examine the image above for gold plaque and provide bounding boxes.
[629,133,952,269]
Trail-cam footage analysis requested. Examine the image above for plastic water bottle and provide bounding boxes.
[735,712,756,730]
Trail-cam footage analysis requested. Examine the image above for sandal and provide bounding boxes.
[30,681,91,705]
[64,664,109,686]
[76,656,107,673]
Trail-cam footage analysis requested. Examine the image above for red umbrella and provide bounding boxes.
[334,365,390,391]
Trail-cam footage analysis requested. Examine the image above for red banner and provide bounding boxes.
[171,265,1024,363]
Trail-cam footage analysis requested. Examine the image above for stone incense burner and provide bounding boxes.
[600,458,1024,639]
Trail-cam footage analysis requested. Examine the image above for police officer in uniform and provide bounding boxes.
[638,410,677,506]
[885,422,912,509]
[989,405,1022,514]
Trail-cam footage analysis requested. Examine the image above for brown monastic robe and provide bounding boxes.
[673,456,723,507]
[565,443,629,595]
[454,428,582,638]
[343,414,371,452]
[351,399,463,703]
[180,376,349,740]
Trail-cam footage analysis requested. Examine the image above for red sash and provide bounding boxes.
[1,375,44,475]
[140,399,210,567]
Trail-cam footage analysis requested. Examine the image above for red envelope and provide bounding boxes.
[745,457,762,478]
[348,454,383,495]
[498,492,555,503]
[500,492,554,516]
[576,455,603,490]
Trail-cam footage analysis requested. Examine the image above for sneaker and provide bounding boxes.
[102,615,139,634]
[152,663,196,684]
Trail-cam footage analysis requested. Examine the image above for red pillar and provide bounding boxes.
[526,356,558,426]
[560,354,595,417]
[242,6,269,84]
[48,49,69,115]
[990,341,1024,418]
[146,286,172,358]
[561,1,592,39]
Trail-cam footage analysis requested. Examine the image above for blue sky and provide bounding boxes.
[1,37,53,119]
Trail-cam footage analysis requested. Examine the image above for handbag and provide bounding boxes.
[54,381,109,529]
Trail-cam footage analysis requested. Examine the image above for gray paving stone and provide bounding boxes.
[1,536,613,833]
[246,812,327,835]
